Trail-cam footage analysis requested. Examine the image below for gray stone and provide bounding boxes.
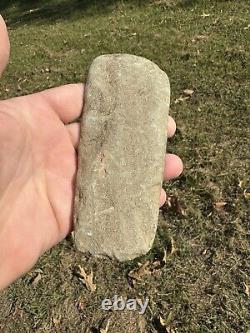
[74,54,170,261]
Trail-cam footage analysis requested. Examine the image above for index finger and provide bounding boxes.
[0,15,10,76]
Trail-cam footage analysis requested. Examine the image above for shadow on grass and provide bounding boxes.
[0,0,150,26]
[1,0,203,27]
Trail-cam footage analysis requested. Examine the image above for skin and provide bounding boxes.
[0,15,183,290]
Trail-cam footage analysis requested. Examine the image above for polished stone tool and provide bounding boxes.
[74,54,170,261]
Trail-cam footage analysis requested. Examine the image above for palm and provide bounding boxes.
[0,85,82,284]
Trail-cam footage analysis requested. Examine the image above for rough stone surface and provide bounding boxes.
[74,54,170,261]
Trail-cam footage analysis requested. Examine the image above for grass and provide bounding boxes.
[0,0,249,332]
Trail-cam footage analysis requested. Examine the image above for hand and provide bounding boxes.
[0,15,183,290]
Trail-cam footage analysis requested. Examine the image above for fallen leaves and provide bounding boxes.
[138,316,147,333]
[174,89,194,104]
[213,201,227,210]
[128,261,152,281]
[52,317,61,328]
[30,269,43,286]
[31,273,42,286]
[163,237,176,263]
[77,265,96,292]
[238,179,244,188]
[243,189,250,200]
[159,316,166,327]
[164,195,187,217]
[238,179,250,200]
[153,315,174,333]
[244,282,250,297]
[128,244,175,285]
[99,319,110,333]
[183,89,194,96]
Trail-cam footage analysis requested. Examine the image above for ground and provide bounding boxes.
[0,0,249,332]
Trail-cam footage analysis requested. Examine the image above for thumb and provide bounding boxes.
[0,15,10,76]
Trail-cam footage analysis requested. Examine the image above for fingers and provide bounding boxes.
[160,189,167,207]
[40,83,84,123]
[66,121,183,179]
[3,83,84,124]
[0,15,10,76]
[67,122,80,149]
[66,114,176,150]
[163,154,183,180]
[167,116,176,138]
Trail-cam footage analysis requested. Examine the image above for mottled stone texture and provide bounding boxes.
[74,54,170,261]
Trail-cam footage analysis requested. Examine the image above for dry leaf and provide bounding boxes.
[238,180,244,188]
[163,249,168,264]
[153,315,168,332]
[138,316,147,333]
[174,89,194,104]
[171,196,186,216]
[244,283,249,297]
[201,13,211,18]
[213,201,227,209]
[78,265,96,292]
[169,237,176,255]
[157,314,175,333]
[174,96,189,104]
[52,317,61,327]
[100,319,110,333]
[183,89,194,96]
[31,273,42,286]
[243,190,250,200]
[152,260,162,269]
[128,261,151,281]
[160,315,166,327]
[163,238,175,264]
[76,301,85,311]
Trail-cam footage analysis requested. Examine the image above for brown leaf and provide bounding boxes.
[138,316,147,333]
[183,89,194,96]
[31,273,42,286]
[153,315,168,332]
[100,319,110,333]
[244,282,250,297]
[213,201,227,209]
[243,190,250,200]
[162,249,168,264]
[160,315,166,327]
[52,317,61,327]
[76,301,85,311]
[128,261,151,281]
[78,265,96,292]
[174,96,189,104]
[152,260,162,269]
[238,180,244,188]
[170,196,186,216]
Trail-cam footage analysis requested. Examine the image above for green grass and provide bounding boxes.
[0,1,249,332]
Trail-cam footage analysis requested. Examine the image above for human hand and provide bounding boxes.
[0,15,183,290]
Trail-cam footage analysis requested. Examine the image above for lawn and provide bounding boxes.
[0,0,249,332]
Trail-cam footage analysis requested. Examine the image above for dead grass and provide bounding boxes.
[0,0,249,332]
